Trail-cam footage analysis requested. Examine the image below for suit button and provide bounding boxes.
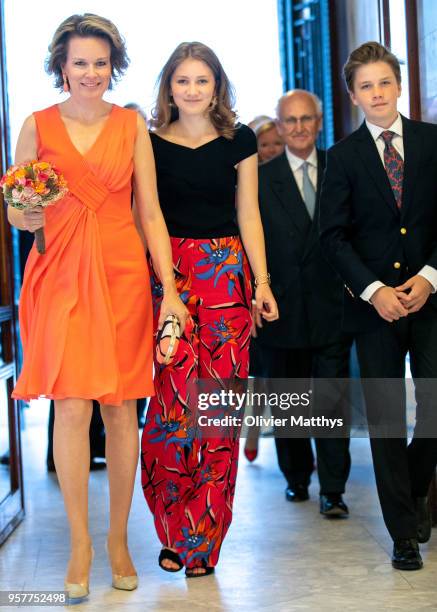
[393,262,401,269]
[400,227,407,235]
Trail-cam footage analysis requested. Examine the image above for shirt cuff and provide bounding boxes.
[360,281,385,303]
[418,266,437,293]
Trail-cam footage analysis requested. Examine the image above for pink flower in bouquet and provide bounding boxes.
[11,188,25,202]
[37,171,50,183]
[12,186,42,205]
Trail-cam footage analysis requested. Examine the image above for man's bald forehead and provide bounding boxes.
[277,90,322,118]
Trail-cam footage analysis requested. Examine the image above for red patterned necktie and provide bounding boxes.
[380,130,403,209]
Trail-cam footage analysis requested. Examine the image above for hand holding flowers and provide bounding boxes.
[1,160,67,254]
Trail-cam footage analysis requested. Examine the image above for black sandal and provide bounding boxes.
[158,548,183,573]
[185,562,215,578]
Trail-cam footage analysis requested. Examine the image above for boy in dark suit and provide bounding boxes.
[320,41,437,570]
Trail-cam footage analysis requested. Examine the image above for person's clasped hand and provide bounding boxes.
[371,286,408,322]
[371,275,433,323]
[395,275,433,314]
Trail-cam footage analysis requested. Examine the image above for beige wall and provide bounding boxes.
[343,0,382,128]
[344,0,381,48]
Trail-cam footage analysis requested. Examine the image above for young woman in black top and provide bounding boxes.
[140,41,278,577]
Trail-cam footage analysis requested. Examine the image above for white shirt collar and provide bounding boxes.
[366,113,403,142]
[285,146,318,172]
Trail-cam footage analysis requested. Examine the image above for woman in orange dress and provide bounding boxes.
[7,14,187,600]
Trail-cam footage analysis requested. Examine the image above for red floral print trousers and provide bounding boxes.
[141,236,252,569]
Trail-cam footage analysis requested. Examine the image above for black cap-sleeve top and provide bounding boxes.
[150,124,257,238]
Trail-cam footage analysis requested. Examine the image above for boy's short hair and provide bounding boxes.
[343,41,401,92]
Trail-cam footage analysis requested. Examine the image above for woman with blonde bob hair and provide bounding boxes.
[45,12,129,91]
[9,13,187,600]
[251,116,284,163]
[141,41,278,577]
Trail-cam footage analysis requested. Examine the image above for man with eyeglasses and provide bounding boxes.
[254,89,352,516]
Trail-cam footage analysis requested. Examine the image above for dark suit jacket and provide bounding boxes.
[319,116,437,333]
[256,149,345,349]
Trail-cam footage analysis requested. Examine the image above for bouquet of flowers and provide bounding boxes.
[0,160,68,254]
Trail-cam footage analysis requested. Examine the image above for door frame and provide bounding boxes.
[0,0,25,546]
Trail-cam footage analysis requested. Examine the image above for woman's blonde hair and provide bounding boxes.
[46,13,129,91]
[151,42,237,139]
[253,118,278,139]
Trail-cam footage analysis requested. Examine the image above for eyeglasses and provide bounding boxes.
[281,115,318,127]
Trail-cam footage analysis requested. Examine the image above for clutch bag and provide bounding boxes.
[156,314,181,365]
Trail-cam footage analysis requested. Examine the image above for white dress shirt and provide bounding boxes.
[360,115,437,302]
[285,146,318,198]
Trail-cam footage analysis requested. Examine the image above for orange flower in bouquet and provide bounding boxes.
[0,160,68,254]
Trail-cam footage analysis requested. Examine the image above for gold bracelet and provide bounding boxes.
[254,273,271,287]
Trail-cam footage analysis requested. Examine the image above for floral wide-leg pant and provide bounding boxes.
[141,236,252,569]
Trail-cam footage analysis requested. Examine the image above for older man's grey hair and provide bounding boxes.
[276,89,323,119]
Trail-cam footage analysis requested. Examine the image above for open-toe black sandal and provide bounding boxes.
[158,548,183,573]
[185,562,215,578]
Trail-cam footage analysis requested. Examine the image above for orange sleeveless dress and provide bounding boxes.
[12,104,154,406]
